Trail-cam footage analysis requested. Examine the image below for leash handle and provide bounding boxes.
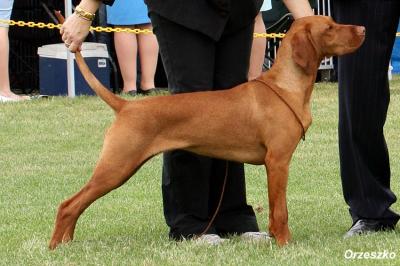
[54,10,64,24]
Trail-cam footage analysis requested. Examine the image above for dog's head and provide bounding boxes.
[289,16,365,73]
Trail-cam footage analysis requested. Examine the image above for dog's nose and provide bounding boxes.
[356,26,366,35]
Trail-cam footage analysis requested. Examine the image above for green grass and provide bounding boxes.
[1,77,400,265]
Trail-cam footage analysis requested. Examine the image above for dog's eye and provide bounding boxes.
[327,25,333,30]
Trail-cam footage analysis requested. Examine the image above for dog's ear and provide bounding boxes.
[290,30,318,74]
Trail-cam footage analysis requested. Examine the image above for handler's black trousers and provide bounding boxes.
[333,0,400,225]
[150,13,259,239]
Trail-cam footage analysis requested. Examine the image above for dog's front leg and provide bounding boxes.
[265,151,291,246]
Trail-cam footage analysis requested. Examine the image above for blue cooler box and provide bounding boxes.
[391,22,400,74]
[38,42,110,96]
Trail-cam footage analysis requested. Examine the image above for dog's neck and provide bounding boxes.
[261,39,320,97]
[258,38,323,132]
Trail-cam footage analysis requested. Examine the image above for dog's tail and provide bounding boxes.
[55,11,125,112]
[75,51,126,112]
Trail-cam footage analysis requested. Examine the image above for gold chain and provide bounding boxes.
[0,19,285,38]
[254,32,286,38]
[4,19,399,38]
[0,19,62,29]
[0,19,153,34]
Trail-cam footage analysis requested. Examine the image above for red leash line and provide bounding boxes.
[196,160,229,238]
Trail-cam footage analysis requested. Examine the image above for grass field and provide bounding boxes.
[1,77,400,265]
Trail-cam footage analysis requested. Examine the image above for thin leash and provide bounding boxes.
[195,160,229,238]
[254,78,306,141]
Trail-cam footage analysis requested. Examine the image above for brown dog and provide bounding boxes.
[49,16,365,249]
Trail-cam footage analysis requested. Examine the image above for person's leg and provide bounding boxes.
[137,23,158,91]
[150,13,218,239]
[114,28,138,93]
[0,0,28,100]
[248,12,266,81]
[0,27,11,95]
[333,0,400,226]
[211,22,259,235]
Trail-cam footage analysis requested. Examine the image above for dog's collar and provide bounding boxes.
[254,78,306,141]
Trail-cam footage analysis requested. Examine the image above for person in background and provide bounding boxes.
[106,0,158,96]
[248,0,272,81]
[0,0,29,102]
[249,0,315,81]
[333,0,400,237]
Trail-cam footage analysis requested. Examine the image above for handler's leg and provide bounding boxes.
[150,13,259,239]
[150,13,219,239]
[211,22,259,235]
[333,0,400,235]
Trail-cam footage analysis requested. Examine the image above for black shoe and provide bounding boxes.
[123,90,137,96]
[137,87,165,95]
[344,219,396,238]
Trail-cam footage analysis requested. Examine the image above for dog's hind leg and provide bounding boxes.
[49,123,153,250]
[264,150,292,247]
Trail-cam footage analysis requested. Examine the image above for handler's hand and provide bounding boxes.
[60,13,92,53]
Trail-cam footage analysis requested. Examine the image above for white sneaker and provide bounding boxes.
[0,95,19,102]
[241,232,272,242]
[0,94,30,102]
[193,234,227,245]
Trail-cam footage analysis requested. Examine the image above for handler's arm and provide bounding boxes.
[60,0,105,52]
[282,0,314,19]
